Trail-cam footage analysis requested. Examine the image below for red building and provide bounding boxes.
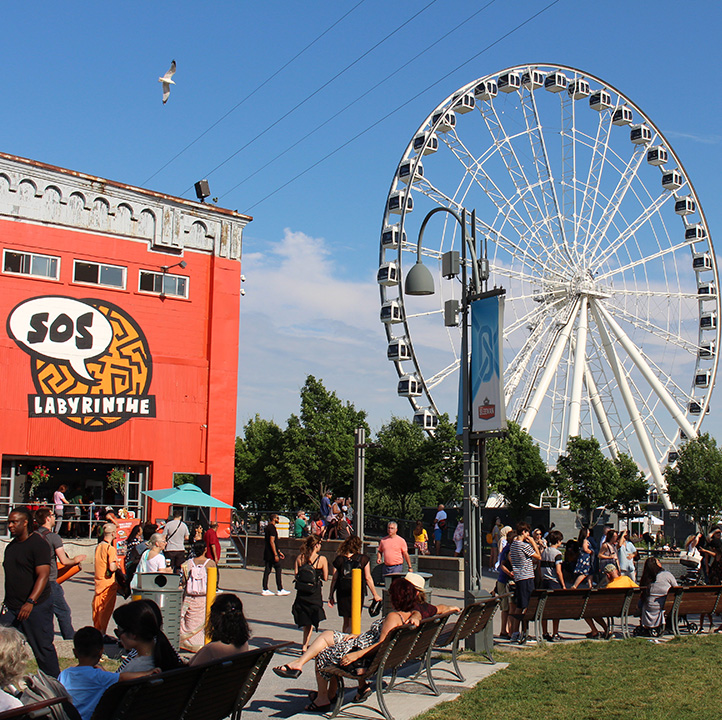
[0,152,250,531]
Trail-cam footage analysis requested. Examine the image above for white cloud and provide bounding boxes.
[236,229,406,434]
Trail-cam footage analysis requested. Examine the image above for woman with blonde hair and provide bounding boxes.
[292,535,328,651]
[0,627,31,711]
[328,535,381,633]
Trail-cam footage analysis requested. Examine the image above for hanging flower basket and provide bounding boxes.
[27,465,50,495]
[106,467,127,494]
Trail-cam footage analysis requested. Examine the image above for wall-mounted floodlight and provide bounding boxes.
[194,179,210,203]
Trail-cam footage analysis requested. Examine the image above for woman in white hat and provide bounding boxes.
[404,572,461,619]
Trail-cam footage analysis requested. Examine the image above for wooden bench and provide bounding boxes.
[524,587,639,641]
[90,642,288,720]
[324,614,450,720]
[668,585,722,635]
[432,596,501,680]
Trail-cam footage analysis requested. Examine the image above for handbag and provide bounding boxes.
[368,598,382,617]
[0,604,15,627]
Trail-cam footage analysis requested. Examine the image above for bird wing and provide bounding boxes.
[162,82,171,104]
[166,60,176,79]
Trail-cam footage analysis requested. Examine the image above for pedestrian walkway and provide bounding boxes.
[0,561,629,719]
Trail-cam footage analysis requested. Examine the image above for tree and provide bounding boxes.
[366,414,462,519]
[609,452,648,519]
[234,415,284,508]
[283,375,369,505]
[556,436,619,524]
[665,433,722,529]
[486,421,551,521]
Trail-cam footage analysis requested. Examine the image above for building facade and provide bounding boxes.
[0,152,250,531]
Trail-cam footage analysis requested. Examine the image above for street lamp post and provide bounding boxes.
[405,205,500,653]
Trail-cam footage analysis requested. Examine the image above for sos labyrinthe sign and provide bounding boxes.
[6,296,155,431]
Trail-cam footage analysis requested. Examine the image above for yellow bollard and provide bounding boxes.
[351,567,362,635]
[205,565,218,644]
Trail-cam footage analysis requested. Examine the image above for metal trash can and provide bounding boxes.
[134,572,183,649]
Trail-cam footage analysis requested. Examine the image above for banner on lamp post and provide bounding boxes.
[470,292,506,434]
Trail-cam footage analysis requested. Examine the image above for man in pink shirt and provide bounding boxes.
[376,522,413,576]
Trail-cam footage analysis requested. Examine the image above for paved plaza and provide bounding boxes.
[0,560,621,719]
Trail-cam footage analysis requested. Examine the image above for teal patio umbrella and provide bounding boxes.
[142,483,235,509]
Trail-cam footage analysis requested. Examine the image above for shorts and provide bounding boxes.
[382,564,403,576]
[433,528,442,542]
[513,578,535,611]
[495,581,510,611]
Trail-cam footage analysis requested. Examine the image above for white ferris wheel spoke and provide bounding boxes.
[582,352,619,458]
[589,299,671,508]
[591,191,673,270]
[568,296,589,438]
[595,237,693,282]
[520,84,569,257]
[594,300,697,438]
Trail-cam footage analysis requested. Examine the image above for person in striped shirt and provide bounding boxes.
[508,521,541,644]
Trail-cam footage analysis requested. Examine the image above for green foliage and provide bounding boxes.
[234,415,284,508]
[234,377,368,510]
[665,433,722,527]
[173,473,197,487]
[486,421,551,521]
[609,452,648,518]
[556,436,619,522]
[366,414,462,519]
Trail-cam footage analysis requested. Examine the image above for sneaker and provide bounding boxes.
[551,633,563,642]
[510,631,520,643]
[261,589,274,596]
[525,637,537,644]
[543,633,553,642]
[277,589,291,596]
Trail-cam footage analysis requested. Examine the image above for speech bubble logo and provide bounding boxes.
[7,297,114,383]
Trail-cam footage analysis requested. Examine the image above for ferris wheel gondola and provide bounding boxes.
[378,64,720,507]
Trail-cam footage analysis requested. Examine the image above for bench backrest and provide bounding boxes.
[673,585,722,615]
[91,643,288,720]
[0,697,72,720]
[536,589,591,621]
[583,588,635,618]
[450,597,499,644]
[404,613,450,663]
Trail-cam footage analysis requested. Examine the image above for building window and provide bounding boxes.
[139,270,189,298]
[3,249,59,280]
[73,260,125,289]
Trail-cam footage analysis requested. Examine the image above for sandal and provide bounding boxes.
[308,691,337,703]
[352,686,372,703]
[305,700,331,713]
[585,631,600,639]
[273,665,302,679]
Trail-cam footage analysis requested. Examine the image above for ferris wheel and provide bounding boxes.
[378,63,720,505]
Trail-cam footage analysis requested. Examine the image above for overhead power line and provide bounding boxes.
[219,0,499,199]
[142,0,369,186]
[180,0,441,196]
[239,0,564,213]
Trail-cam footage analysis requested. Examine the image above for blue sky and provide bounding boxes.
[3,1,722,450]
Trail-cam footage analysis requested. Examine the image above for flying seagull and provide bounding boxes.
[159,60,176,104]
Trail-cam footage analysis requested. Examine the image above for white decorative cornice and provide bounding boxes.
[0,153,251,261]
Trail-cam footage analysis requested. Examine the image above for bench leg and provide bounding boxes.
[377,680,395,720]
[450,638,465,682]
[329,677,346,719]
[425,651,440,696]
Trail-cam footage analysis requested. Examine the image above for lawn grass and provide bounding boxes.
[418,635,722,720]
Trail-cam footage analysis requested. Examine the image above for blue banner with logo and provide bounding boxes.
[457,293,506,435]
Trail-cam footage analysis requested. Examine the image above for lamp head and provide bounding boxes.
[404,261,435,296]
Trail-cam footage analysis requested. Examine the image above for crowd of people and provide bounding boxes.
[493,520,722,643]
[2,497,722,717]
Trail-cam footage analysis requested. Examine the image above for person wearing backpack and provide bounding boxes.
[179,541,216,652]
[328,536,381,634]
[292,535,328,652]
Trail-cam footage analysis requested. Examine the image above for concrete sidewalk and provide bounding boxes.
[0,562,620,719]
